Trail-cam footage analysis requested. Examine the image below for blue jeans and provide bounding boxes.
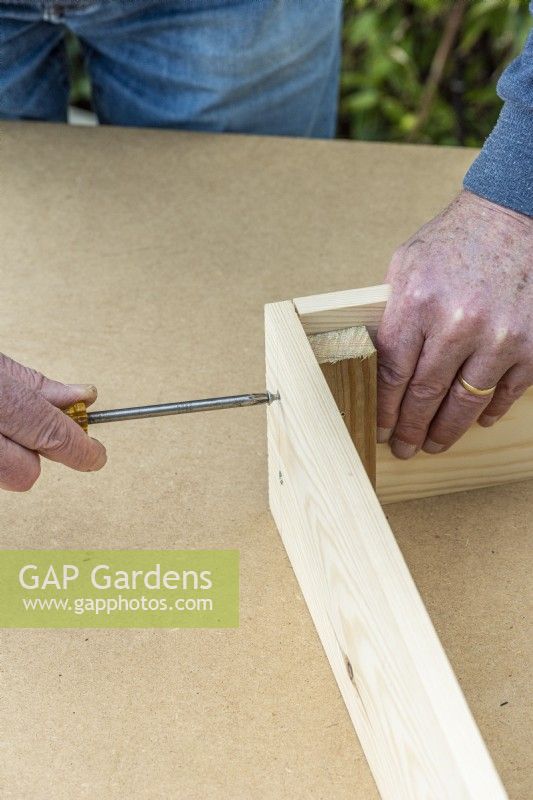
[0,0,342,137]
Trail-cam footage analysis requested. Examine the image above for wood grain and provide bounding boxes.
[295,284,390,338]
[265,300,507,800]
[309,326,377,487]
[295,286,533,503]
[376,392,533,502]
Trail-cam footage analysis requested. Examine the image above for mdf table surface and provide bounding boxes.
[0,122,530,800]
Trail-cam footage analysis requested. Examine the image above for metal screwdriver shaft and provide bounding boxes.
[85,392,278,426]
[64,392,279,432]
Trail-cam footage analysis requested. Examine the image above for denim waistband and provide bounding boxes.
[0,0,244,8]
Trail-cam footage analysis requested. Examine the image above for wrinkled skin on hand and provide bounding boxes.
[0,354,106,491]
[377,189,533,459]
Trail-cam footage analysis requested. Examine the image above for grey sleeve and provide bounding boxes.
[463,7,533,216]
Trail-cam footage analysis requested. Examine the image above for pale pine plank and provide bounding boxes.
[377,391,533,502]
[265,300,507,800]
[295,284,390,337]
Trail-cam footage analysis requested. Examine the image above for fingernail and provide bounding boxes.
[422,439,445,454]
[478,414,500,428]
[377,427,392,443]
[390,439,417,459]
[69,383,97,401]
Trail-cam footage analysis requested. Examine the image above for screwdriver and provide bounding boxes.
[64,391,279,433]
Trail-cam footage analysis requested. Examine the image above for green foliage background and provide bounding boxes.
[69,0,532,147]
[340,0,531,145]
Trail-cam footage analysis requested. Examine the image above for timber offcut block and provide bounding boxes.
[309,326,376,487]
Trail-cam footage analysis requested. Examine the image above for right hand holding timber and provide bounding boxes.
[0,353,106,491]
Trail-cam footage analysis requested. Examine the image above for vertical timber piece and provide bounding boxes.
[265,299,507,800]
[309,326,377,487]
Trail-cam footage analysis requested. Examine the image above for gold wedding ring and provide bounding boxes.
[458,374,497,397]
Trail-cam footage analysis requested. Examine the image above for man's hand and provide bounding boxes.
[0,354,106,490]
[377,189,533,458]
